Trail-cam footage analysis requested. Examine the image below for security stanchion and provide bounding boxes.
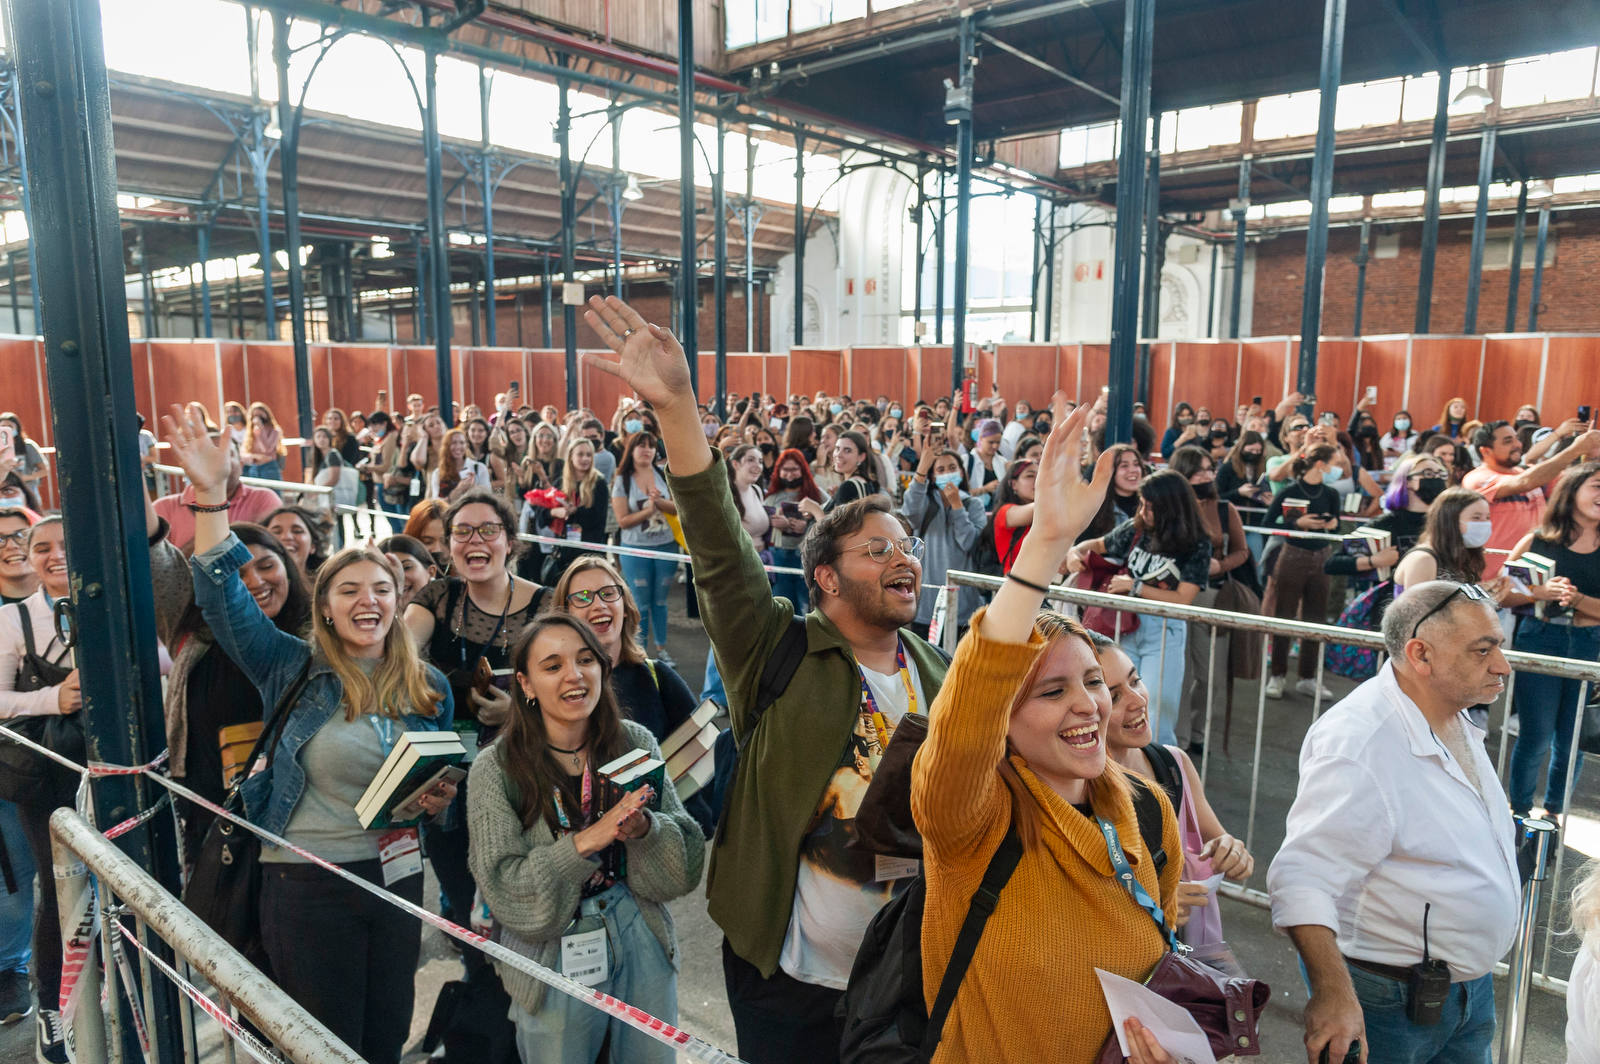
[1498,816,1557,1064]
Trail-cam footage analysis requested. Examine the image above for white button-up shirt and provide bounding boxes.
[1268,662,1521,981]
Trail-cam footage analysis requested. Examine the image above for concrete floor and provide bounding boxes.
[0,588,1585,1063]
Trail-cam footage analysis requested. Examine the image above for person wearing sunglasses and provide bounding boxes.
[1271,580,1520,1064]
[403,489,550,973]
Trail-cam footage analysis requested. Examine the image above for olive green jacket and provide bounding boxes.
[667,452,948,977]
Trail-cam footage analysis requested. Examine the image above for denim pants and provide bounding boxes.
[0,800,33,974]
[1123,615,1187,748]
[619,552,676,650]
[1509,617,1600,815]
[1348,962,1494,1064]
[509,882,677,1064]
[242,459,282,482]
[769,546,809,615]
[701,649,728,709]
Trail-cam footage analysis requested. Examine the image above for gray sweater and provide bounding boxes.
[901,476,988,628]
[466,720,705,1012]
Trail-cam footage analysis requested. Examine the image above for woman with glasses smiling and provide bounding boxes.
[403,489,550,971]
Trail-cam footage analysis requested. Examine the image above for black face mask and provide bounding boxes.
[1033,420,1051,435]
[759,443,775,455]
[1191,481,1217,499]
[780,474,801,486]
[1242,449,1263,461]
[1514,419,1537,432]
[1413,476,1448,503]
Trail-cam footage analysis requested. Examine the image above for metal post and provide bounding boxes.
[5,253,16,333]
[1139,109,1163,378]
[1106,0,1154,445]
[414,236,427,343]
[793,128,806,347]
[676,0,699,393]
[1296,0,1346,402]
[557,75,578,410]
[1029,198,1042,342]
[1463,126,1496,334]
[744,134,756,368]
[714,110,728,405]
[273,14,315,453]
[1505,180,1527,332]
[934,166,946,346]
[949,15,976,400]
[1206,241,1218,338]
[609,106,624,298]
[231,266,243,339]
[1528,204,1550,331]
[197,216,214,338]
[540,251,553,348]
[423,44,454,418]
[188,259,201,337]
[250,113,277,340]
[1229,159,1249,339]
[1043,199,1056,342]
[1414,67,1451,333]
[138,225,157,338]
[913,165,925,340]
[4,2,182,1059]
[1352,217,1371,336]
[1498,817,1557,1064]
[468,261,481,347]
[479,64,497,346]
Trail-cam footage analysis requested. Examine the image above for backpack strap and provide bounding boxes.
[643,658,660,691]
[1129,777,1169,880]
[735,613,809,754]
[923,825,1023,1060]
[1141,744,1184,818]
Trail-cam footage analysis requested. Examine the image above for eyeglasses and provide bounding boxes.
[841,536,925,562]
[1410,582,1489,640]
[0,530,27,547]
[449,522,504,543]
[1287,423,1310,432]
[566,584,625,608]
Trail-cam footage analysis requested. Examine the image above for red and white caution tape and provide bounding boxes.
[104,793,172,841]
[106,920,154,1063]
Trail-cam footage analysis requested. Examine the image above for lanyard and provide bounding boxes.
[1096,815,1180,952]
[552,768,594,832]
[368,715,397,756]
[858,641,919,749]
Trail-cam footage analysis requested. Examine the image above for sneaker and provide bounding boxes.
[1295,678,1335,700]
[654,647,677,668]
[0,970,28,1024]
[36,1007,65,1064]
[1264,676,1286,700]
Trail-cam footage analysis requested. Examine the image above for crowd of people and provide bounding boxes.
[0,307,1591,1063]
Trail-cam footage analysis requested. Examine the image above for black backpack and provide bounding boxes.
[969,509,1020,578]
[839,781,1168,1063]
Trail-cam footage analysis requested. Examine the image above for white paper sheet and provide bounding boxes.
[1095,967,1218,1064]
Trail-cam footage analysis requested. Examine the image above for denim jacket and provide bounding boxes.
[191,534,454,843]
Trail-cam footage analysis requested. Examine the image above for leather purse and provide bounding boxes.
[1079,548,1141,638]
[182,661,311,962]
[0,601,84,808]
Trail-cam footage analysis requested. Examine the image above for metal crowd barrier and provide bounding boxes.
[941,568,1600,1005]
[151,463,333,497]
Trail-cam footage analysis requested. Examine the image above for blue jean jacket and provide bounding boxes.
[191,534,454,842]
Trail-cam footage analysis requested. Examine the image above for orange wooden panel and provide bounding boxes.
[763,355,789,399]
[580,351,627,416]
[239,342,305,480]
[916,347,954,405]
[1354,339,1410,423]
[525,350,568,410]
[1238,339,1293,411]
[1079,344,1110,398]
[394,347,439,409]
[1057,343,1083,402]
[149,341,223,429]
[993,344,1058,409]
[846,347,910,407]
[1168,342,1239,421]
[1477,337,1545,423]
[788,348,843,401]
[1311,339,1359,418]
[324,345,393,419]
[218,342,247,412]
[1541,336,1600,425]
[1147,343,1173,428]
[462,348,524,416]
[308,344,333,416]
[977,346,996,399]
[1406,338,1484,430]
[129,340,153,429]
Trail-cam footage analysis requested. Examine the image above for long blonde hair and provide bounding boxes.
[999,609,1131,852]
[310,547,444,721]
[1573,859,1600,951]
[561,436,602,510]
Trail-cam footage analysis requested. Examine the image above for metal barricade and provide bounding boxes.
[151,463,333,498]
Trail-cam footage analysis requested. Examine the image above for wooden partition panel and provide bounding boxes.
[977,347,996,400]
[914,347,953,405]
[1167,341,1241,419]
[1079,344,1110,396]
[696,354,768,405]
[1541,335,1600,423]
[1407,338,1485,428]
[217,342,247,413]
[1355,338,1410,421]
[1147,343,1174,427]
[129,340,153,429]
[461,348,525,417]
[993,344,1059,409]
[322,345,394,419]
[580,352,626,417]
[1311,339,1360,416]
[1238,339,1293,410]
[149,341,224,428]
[846,347,913,409]
[525,350,568,410]
[394,347,439,408]
[1478,337,1545,422]
[788,348,843,401]
[1057,343,1083,401]
[763,355,789,398]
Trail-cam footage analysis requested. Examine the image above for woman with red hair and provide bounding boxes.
[765,447,822,613]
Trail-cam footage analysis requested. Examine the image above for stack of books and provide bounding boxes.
[595,749,667,813]
[356,731,468,830]
[660,700,721,801]
[1343,526,1394,581]
[1506,552,1558,617]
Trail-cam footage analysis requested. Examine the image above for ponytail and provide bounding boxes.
[1292,443,1336,479]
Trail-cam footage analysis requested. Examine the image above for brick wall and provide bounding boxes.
[1250,211,1599,336]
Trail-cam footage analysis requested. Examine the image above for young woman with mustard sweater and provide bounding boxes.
[912,395,1185,1064]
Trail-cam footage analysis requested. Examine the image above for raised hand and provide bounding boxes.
[161,403,231,498]
[1026,391,1113,549]
[583,296,694,413]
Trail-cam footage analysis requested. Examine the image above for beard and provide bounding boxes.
[836,567,919,631]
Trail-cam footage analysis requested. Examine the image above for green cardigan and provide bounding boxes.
[667,452,949,977]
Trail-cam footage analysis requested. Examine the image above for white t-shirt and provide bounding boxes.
[1570,944,1600,1064]
[778,655,925,989]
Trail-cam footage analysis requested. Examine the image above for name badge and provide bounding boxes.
[566,526,583,542]
[377,828,422,887]
[875,855,920,883]
[561,922,610,987]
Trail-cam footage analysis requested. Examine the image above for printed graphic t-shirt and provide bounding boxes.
[1101,518,1212,591]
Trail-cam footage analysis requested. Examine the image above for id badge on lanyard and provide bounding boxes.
[377,827,422,887]
[560,915,611,986]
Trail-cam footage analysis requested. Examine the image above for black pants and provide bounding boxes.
[17,800,62,1005]
[421,803,485,973]
[260,859,422,1064]
[722,939,844,1064]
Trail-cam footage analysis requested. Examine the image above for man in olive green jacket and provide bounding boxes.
[586,296,948,1064]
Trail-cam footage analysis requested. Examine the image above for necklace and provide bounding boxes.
[549,741,586,772]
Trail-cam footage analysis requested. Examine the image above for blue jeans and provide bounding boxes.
[701,649,728,709]
[1348,963,1494,1064]
[620,551,676,650]
[1122,615,1187,748]
[770,546,809,615]
[0,800,33,973]
[242,459,282,482]
[1509,618,1600,815]
[508,882,677,1064]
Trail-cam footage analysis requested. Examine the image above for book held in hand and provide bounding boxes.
[1343,526,1393,580]
[1281,497,1310,524]
[597,747,665,813]
[356,731,467,829]
[659,700,721,799]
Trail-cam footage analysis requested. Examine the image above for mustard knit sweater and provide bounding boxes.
[912,611,1181,1064]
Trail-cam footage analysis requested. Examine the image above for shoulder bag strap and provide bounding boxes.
[1096,814,1180,951]
[224,658,313,807]
[923,826,1023,1060]
[737,614,809,754]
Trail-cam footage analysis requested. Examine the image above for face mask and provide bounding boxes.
[759,443,775,455]
[1514,419,1537,432]
[1322,468,1347,487]
[829,403,844,416]
[0,495,22,509]
[1177,416,1194,426]
[1034,420,1051,434]
[1413,476,1447,504]
[934,472,963,490]
[769,418,785,431]
[1242,449,1262,461]
[971,428,981,443]
[623,418,643,435]
[780,474,801,486]
[1462,519,1493,549]
[887,408,902,419]
[1393,418,1411,432]
[876,400,889,411]
[1191,481,1217,499]
[703,423,718,438]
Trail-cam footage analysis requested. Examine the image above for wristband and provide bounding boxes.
[185,501,229,514]
[1005,571,1053,595]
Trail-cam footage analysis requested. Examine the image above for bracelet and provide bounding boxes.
[185,501,229,514]
[1005,571,1054,595]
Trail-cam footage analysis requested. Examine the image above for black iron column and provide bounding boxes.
[3,1,182,1058]
[249,113,277,340]
[557,74,578,409]
[912,165,925,340]
[414,236,427,343]
[423,44,454,417]
[479,64,497,346]
[949,15,976,400]
[714,110,728,414]
[1528,203,1550,331]
[197,214,214,337]
[676,0,698,392]
[793,128,805,347]
[1137,112,1162,405]
[1462,125,1496,334]
[540,251,553,348]
[743,134,757,359]
[1029,198,1042,342]
[1505,179,1527,331]
[934,166,946,345]
[1353,217,1371,336]
[1043,200,1056,342]
[1228,158,1249,338]
[1414,67,1451,333]
[1107,0,1155,445]
[1206,242,1218,337]
[137,225,157,338]
[1296,0,1347,404]
[272,14,315,449]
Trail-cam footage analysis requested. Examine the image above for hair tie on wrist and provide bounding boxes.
[186,501,229,513]
[1006,572,1053,595]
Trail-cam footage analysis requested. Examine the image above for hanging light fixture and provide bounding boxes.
[623,175,644,201]
[1452,66,1494,111]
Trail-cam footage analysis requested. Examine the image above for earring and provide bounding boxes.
[323,616,332,626]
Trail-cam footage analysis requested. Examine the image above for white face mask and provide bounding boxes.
[1462,520,1493,549]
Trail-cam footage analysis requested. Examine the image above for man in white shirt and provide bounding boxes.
[1269,581,1522,1064]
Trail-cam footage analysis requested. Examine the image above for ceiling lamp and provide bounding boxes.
[622,175,644,201]
[1452,67,1494,112]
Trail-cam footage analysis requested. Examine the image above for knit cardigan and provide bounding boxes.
[912,611,1182,1063]
[466,720,705,1013]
